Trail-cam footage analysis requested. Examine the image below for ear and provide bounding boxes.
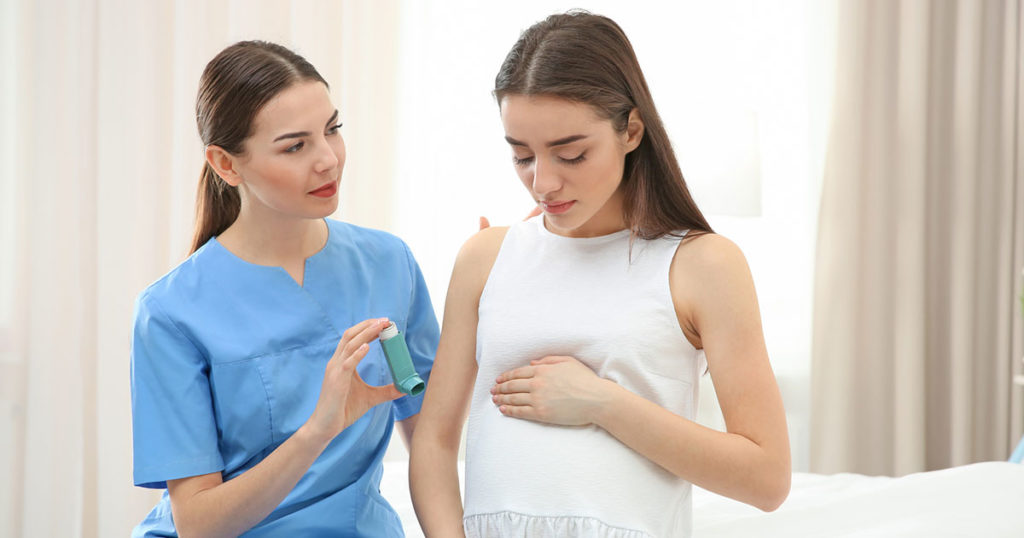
[623,108,645,153]
[205,145,244,187]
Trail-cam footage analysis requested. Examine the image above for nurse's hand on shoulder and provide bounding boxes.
[304,318,403,444]
[478,205,543,230]
[490,355,615,427]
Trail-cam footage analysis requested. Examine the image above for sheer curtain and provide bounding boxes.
[0,1,399,536]
[811,0,1024,476]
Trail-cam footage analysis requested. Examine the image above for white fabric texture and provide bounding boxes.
[464,512,650,538]
[463,216,706,538]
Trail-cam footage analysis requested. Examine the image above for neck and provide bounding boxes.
[554,192,628,238]
[217,205,328,266]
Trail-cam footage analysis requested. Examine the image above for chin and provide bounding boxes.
[310,200,340,218]
[545,213,589,234]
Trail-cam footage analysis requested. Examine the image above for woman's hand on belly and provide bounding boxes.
[491,355,615,426]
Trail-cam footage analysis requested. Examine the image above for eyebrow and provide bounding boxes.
[272,110,340,142]
[504,134,589,148]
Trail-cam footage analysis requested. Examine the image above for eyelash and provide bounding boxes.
[512,155,534,166]
[561,153,586,165]
[512,153,587,166]
[284,123,344,153]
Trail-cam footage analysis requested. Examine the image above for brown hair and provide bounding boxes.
[494,11,712,240]
[191,40,328,254]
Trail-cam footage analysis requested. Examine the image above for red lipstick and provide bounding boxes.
[309,181,338,198]
[540,200,575,214]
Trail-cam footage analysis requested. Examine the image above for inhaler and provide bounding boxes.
[379,322,425,396]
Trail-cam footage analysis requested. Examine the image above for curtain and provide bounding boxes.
[811,0,1024,476]
[0,1,400,536]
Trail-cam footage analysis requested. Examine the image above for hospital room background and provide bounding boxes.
[1,0,1022,536]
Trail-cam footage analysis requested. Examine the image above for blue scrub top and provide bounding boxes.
[130,219,439,537]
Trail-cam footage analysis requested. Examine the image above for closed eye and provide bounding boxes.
[560,153,586,165]
[512,155,535,166]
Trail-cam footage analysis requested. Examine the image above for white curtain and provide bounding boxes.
[0,1,399,536]
[811,0,1024,476]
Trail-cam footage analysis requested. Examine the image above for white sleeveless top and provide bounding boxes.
[463,216,707,538]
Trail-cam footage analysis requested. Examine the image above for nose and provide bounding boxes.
[314,137,342,174]
[531,159,561,197]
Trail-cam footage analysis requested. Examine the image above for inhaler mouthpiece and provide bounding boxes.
[380,323,399,341]
[379,322,425,396]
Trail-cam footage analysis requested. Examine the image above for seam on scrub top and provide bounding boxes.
[402,241,416,323]
[138,453,225,474]
[398,241,419,420]
[293,276,341,341]
[252,359,276,443]
[142,291,208,362]
[210,339,338,366]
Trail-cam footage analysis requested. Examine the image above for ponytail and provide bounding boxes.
[190,162,240,254]
[191,40,327,255]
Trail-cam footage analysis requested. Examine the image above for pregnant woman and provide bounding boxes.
[410,11,790,538]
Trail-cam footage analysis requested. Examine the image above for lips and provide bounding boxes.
[309,181,338,198]
[540,200,575,214]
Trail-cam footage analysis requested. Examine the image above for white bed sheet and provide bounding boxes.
[380,461,1024,537]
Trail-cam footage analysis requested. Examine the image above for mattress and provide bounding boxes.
[380,461,1024,537]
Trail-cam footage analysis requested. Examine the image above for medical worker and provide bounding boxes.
[130,40,438,537]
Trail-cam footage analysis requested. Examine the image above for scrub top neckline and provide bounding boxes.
[207,219,333,287]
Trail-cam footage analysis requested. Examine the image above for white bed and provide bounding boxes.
[380,461,1024,537]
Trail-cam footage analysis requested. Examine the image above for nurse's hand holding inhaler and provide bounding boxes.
[304,317,404,444]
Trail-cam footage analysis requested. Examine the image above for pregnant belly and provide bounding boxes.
[463,399,686,530]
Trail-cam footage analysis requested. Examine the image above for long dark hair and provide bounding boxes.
[191,40,328,254]
[494,11,712,240]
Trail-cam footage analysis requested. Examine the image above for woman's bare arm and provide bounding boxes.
[410,226,508,536]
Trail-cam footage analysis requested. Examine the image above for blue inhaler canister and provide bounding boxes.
[379,322,425,396]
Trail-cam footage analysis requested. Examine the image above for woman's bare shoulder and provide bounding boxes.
[673,232,748,272]
[670,232,757,345]
[450,226,511,293]
[458,226,508,267]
